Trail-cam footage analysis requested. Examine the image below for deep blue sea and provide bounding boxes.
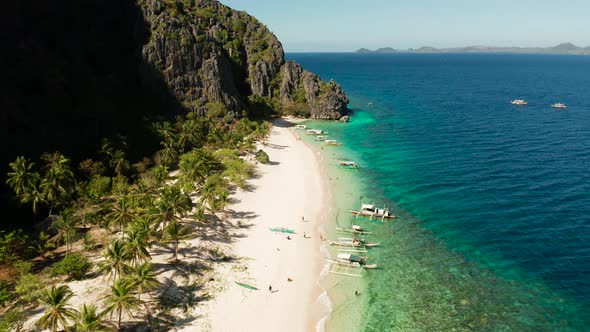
[288,53,590,331]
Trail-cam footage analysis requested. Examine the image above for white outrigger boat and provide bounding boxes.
[551,103,567,109]
[336,225,372,235]
[329,237,379,248]
[511,99,528,105]
[326,253,377,277]
[306,129,323,135]
[350,203,395,221]
[295,124,307,129]
[339,161,359,169]
[315,135,327,141]
[325,139,341,146]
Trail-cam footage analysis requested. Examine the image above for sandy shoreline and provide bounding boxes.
[206,118,330,332]
[20,118,331,332]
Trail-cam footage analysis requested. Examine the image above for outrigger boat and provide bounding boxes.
[336,225,372,235]
[511,99,528,105]
[325,139,341,146]
[306,129,323,135]
[338,161,359,169]
[351,203,395,221]
[315,135,327,141]
[295,124,307,129]
[551,103,567,109]
[326,253,377,277]
[329,237,379,248]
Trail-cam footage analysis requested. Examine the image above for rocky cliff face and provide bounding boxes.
[0,0,349,222]
[137,0,349,119]
[279,61,349,120]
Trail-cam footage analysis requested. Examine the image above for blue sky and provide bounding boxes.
[219,0,590,52]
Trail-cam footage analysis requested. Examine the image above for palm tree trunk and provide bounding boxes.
[118,307,122,329]
[174,242,178,261]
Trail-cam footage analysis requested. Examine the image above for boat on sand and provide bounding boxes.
[268,227,296,234]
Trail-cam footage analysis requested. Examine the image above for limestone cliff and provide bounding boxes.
[0,0,349,220]
[137,0,349,119]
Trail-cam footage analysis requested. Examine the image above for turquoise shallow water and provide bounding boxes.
[290,53,590,331]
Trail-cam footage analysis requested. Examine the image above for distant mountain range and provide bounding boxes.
[355,43,590,55]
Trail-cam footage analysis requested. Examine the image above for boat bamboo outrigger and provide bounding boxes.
[329,238,379,248]
[325,139,340,146]
[336,225,372,235]
[551,103,567,109]
[306,129,323,135]
[351,203,395,221]
[326,253,377,277]
[339,161,359,169]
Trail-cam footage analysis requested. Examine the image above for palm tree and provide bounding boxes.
[40,154,75,216]
[160,186,192,218]
[102,279,140,330]
[177,120,201,152]
[40,175,66,216]
[156,140,179,167]
[126,262,160,301]
[194,205,208,229]
[199,175,228,211]
[36,285,78,332]
[251,122,271,142]
[210,190,230,223]
[20,181,46,215]
[6,156,38,198]
[131,217,156,247]
[109,150,130,176]
[31,231,55,258]
[162,220,191,261]
[125,228,150,266]
[107,196,136,233]
[130,179,156,202]
[75,303,108,332]
[51,209,78,254]
[98,239,131,284]
[152,186,192,230]
[154,121,176,143]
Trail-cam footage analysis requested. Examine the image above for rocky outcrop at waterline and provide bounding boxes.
[138,0,349,119]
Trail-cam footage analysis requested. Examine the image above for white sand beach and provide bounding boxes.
[205,119,328,332]
[21,118,329,332]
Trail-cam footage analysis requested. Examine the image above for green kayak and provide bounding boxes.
[269,227,296,234]
[235,281,258,290]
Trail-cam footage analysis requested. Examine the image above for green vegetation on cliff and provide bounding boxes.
[1,102,271,327]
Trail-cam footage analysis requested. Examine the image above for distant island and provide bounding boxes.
[355,43,590,55]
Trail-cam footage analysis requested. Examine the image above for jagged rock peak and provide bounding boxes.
[279,61,349,120]
[137,0,348,119]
